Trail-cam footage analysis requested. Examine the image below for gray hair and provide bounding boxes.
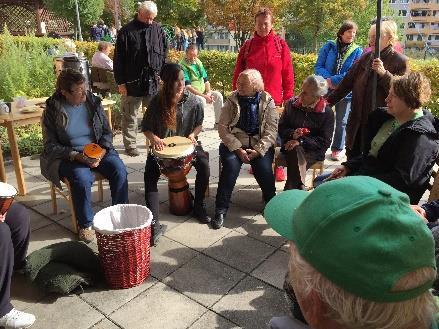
[239,69,264,92]
[138,1,158,15]
[303,75,328,97]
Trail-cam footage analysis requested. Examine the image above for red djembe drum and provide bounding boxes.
[153,136,195,216]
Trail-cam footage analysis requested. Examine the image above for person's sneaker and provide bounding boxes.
[79,227,95,243]
[193,203,211,224]
[330,150,340,161]
[275,166,286,182]
[0,308,36,329]
[126,148,140,157]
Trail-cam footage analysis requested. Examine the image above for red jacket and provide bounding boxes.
[232,31,294,106]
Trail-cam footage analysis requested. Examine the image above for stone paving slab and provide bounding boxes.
[109,282,207,329]
[163,253,246,307]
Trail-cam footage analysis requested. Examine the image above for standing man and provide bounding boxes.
[180,44,224,126]
[114,1,168,157]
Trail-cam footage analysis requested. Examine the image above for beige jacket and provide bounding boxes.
[218,91,278,156]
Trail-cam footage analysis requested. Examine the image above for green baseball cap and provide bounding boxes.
[264,176,436,303]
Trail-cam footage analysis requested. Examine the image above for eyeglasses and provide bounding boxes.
[69,87,86,95]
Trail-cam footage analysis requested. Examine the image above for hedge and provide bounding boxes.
[0,35,438,157]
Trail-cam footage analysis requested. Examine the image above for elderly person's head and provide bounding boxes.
[236,69,264,97]
[137,1,157,24]
[299,75,328,107]
[368,19,398,51]
[386,72,431,122]
[57,68,87,106]
[254,7,273,37]
[265,176,437,329]
[97,41,112,55]
[337,20,358,44]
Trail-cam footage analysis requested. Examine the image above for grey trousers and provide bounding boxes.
[121,95,152,150]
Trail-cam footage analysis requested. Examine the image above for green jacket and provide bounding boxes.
[179,57,208,93]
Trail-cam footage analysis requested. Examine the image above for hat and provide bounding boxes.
[264,176,436,302]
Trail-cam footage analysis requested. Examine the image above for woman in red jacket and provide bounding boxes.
[232,7,294,181]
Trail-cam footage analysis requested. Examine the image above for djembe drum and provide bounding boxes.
[0,182,17,215]
[153,136,195,216]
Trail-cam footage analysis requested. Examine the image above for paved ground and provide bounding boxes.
[5,105,431,329]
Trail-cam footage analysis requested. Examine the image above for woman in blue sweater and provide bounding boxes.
[315,21,362,161]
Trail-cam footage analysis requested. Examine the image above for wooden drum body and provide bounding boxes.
[153,136,195,216]
[0,182,17,215]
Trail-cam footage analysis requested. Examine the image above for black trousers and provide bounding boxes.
[0,203,30,317]
[144,144,210,227]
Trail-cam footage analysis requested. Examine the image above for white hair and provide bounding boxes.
[288,243,437,329]
[138,1,158,15]
[239,69,264,92]
[303,75,328,97]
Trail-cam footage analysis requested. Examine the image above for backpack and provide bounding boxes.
[241,34,284,68]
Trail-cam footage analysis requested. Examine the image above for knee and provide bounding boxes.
[5,203,30,232]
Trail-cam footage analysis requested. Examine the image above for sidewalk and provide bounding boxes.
[6,105,426,329]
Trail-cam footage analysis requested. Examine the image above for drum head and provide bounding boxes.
[153,136,194,158]
[0,182,17,197]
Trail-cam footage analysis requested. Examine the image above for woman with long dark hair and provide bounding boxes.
[142,63,210,245]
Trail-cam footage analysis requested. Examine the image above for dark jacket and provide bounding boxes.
[344,108,439,203]
[279,97,335,161]
[113,18,168,97]
[141,90,203,139]
[40,91,113,189]
[423,200,439,222]
[327,46,408,150]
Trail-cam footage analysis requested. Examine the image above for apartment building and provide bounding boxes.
[390,0,439,50]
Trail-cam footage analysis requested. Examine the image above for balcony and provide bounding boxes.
[409,2,439,10]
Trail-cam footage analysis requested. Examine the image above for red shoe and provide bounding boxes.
[275,166,286,182]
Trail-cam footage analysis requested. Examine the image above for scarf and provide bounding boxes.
[293,96,327,113]
[335,38,351,74]
[236,92,261,136]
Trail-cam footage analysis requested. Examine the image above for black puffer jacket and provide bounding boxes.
[344,108,439,203]
[113,18,168,96]
[279,97,335,161]
[40,91,113,189]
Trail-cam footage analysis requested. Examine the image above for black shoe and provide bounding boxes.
[212,213,225,230]
[126,148,140,157]
[151,224,166,246]
[193,203,211,224]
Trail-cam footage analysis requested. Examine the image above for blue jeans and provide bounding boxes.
[59,149,129,228]
[331,99,351,152]
[215,143,276,213]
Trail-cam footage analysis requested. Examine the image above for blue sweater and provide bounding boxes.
[314,40,362,98]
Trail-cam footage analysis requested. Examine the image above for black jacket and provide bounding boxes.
[278,97,335,161]
[344,108,439,203]
[40,91,113,188]
[113,18,168,97]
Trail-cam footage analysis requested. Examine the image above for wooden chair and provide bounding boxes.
[274,149,324,182]
[50,171,106,233]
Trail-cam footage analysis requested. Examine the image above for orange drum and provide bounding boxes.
[0,182,17,215]
[83,143,105,160]
[153,136,195,216]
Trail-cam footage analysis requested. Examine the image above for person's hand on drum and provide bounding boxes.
[328,165,350,180]
[235,148,250,164]
[204,93,214,104]
[410,205,428,224]
[188,133,197,145]
[292,128,304,140]
[284,140,299,151]
[0,213,5,222]
[151,135,165,151]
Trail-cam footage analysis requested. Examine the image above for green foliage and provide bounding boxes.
[43,0,105,34]
[0,28,56,102]
[155,0,204,27]
[0,125,43,157]
[410,58,439,116]
[352,0,399,47]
